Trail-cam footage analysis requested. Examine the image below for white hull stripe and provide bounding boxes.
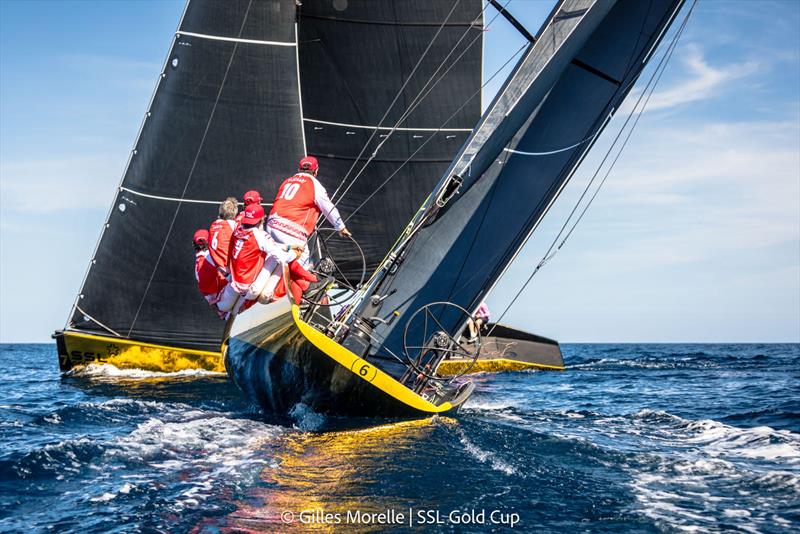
[303,118,472,133]
[120,187,272,206]
[177,31,295,47]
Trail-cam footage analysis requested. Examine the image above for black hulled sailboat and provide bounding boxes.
[55,0,484,373]
[224,0,688,416]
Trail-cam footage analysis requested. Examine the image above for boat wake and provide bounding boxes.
[66,363,225,379]
[0,397,283,532]
[459,392,799,531]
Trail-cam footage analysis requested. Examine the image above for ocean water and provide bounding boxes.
[0,343,797,533]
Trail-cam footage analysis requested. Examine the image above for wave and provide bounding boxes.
[458,431,519,477]
[288,403,326,431]
[566,345,798,371]
[65,363,225,379]
[621,411,800,530]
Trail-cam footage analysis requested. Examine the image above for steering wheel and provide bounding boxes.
[302,228,367,307]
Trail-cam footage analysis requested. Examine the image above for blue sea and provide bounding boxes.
[0,343,798,533]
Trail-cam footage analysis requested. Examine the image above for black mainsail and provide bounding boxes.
[57,0,483,364]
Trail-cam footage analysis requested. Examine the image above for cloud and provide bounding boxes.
[621,44,760,114]
[545,117,800,272]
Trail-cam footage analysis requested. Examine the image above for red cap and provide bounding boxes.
[298,156,318,173]
[243,190,261,205]
[241,203,265,224]
[193,229,209,246]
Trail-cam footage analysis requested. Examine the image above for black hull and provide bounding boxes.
[225,305,471,418]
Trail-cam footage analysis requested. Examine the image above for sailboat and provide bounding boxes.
[224,0,690,416]
[55,0,570,376]
[55,0,486,371]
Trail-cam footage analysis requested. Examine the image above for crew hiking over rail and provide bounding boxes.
[192,156,350,319]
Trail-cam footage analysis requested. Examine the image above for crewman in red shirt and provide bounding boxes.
[208,197,238,275]
[235,190,262,224]
[267,156,351,266]
[193,229,228,318]
[226,203,308,307]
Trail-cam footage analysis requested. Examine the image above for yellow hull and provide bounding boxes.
[437,357,565,375]
[55,330,224,373]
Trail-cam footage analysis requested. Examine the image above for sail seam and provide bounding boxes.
[304,118,472,132]
[119,187,273,206]
[177,31,295,47]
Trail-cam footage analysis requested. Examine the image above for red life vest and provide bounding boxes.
[194,251,227,298]
[229,226,267,289]
[208,219,235,272]
[269,173,319,237]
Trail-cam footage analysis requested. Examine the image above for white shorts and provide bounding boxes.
[245,257,283,303]
[216,284,240,313]
[268,226,310,268]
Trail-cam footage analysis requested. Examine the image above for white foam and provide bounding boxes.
[458,432,518,477]
[67,363,225,379]
[104,412,284,512]
[288,403,326,431]
[684,420,800,463]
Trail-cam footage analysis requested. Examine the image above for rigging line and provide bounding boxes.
[559,3,696,250]
[328,0,463,202]
[75,305,122,338]
[503,130,598,156]
[341,42,528,225]
[485,0,696,340]
[530,0,694,276]
[127,0,254,337]
[333,0,511,208]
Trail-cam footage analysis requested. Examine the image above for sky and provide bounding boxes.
[0,0,798,343]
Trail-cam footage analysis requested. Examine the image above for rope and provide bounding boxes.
[485,0,697,339]
[342,42,528,225]
[75,305,122,338]
[333,0,513,209]
[127,1,254,336]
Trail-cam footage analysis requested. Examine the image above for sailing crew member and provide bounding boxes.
[235,190,262,224]
[267,156,351,266]
[467,302,490,343]
[192,229,228,318]
[225,203,315,307]
[208,197,238,274]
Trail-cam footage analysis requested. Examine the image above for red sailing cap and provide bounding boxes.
[193,229,209,245]
[243,190,262,205]
[241,203,265,224]
[298,156,318,172]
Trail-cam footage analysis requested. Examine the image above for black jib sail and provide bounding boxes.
[297,0,483,281]
[358,0,687,375]
[60,0,483,354]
